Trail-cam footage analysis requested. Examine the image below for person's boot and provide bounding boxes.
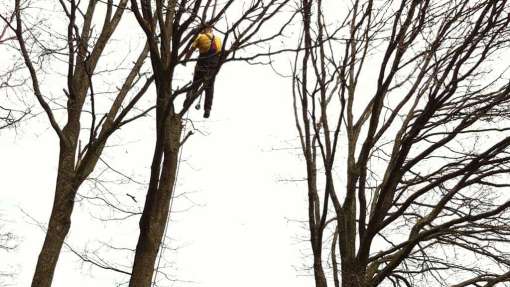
[203,110,210,118]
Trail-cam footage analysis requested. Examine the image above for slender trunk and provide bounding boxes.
[31,123,79,287]
[313,254,328,287]
[306,159,328,287]
[307,164,328,287]
[129,114,182,287]
[339,165,359,287]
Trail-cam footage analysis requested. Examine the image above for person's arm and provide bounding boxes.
[185,48,194,60]
[182,47,195,66]
[182,34,201,66]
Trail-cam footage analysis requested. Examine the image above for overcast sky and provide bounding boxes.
[6,0,510,286]
[0,14,320,286]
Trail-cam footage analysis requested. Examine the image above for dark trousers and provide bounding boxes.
[189,54,219,112]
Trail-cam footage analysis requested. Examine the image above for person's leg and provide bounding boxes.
[203,56,219,118]
[184,61,205,108]
[203,75,216,118]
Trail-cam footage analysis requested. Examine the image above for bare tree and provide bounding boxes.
[127,0,294,285]
[292,0,510,286]
[0,8,28,130]
[2,0,154,286]
[0,102,27,130]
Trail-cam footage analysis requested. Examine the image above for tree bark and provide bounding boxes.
[129,114,182,287]
[31,121,79,287]
[341,268,364,287]
[313,256,328,287]
[13,0,136,283]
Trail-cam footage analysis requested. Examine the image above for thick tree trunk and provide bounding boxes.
[341,274,365,287]
[341,261,365,287]
[129,114,182,287]
[31,183,75,287]
[31,127,78,287]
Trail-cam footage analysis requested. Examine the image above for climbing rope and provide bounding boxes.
[152,110,190,287]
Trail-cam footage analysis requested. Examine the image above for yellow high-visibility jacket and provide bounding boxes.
[192,32,222,55]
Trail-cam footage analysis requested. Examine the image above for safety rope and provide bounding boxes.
[152,109,190,287]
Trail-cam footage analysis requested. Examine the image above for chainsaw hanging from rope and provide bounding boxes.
[183,23,223,119]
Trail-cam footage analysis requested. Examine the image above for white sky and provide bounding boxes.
[0,18,318,286]
[6,0,505,286]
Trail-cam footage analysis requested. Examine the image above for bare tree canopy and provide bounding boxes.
[292,0,510,286]
[127,0,293,285]
[0,8,28,130]
[2,0,153,286]
[3,0,510,286]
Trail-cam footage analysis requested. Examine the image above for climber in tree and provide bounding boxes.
[184,23,223,118]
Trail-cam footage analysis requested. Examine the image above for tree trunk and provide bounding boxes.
[31,127,78,287]
[341,262,365,287]
[313,256,328,287]
[129,114,182,287]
